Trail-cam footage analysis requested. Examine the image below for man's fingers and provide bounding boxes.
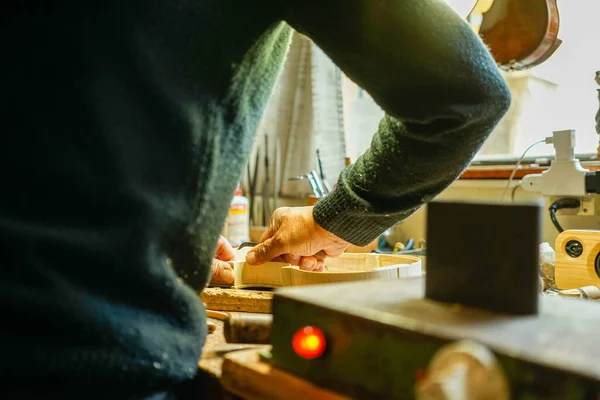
[211,259,234,284]
[314,260,325,272]
[299,256,318,271]
[282,254,302,266]
[215,235,235,261]
[246,237,285,265]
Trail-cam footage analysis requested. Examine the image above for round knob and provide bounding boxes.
[415,340,509,400]
[565,240,583,258]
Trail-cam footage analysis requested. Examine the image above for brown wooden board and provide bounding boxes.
[221,348,350,400]
[459,165,600,180]
[201,288,273,313]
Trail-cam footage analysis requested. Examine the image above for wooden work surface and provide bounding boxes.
[199,286,272,377]
[199,317,268,378]
[200,317,338,400]
[221,348,349,400]
[199,318,228,377]
[199,297,344,399]
[198,287,274,379]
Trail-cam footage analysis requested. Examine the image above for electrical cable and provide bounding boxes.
[500,140,546,204]
[548,198,581,233]
[510,182,521,203]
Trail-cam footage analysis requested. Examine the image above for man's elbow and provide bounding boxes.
[428,70,512,140]
[398,74,511,140]
[471,71,512,128]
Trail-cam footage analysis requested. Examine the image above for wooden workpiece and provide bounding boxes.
[201,287,274,313]
[232,253,422,289]
[221,348,350,400]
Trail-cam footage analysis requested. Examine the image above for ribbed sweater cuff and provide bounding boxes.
[313,184,395,247]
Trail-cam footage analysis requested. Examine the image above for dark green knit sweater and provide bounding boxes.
[1,0,509,396]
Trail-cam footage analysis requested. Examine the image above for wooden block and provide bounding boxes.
[221,348,350,400]
[201,288,273,313]
[555,229,600,289]
[233,261,291,289]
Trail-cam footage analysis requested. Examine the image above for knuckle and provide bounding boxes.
[272,235,285,249]
[274,207,287,218]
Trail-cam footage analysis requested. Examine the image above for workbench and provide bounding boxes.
[199,287,343,400]
[199,201,600,400]
[200,317,345,400]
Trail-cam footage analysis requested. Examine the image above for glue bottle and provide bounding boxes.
[224,184,250,247]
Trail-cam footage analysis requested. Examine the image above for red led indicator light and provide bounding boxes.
[292,326,326,359]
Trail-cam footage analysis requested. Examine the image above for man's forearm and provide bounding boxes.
[280,0,511,245]
[313,109,506,246]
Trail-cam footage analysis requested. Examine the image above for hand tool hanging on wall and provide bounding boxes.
[249,149,260,226]
[288,173,327,198]
[316,148,331,193]
[262,135,270,226]
[274,136,281,211]
[311,170,326,197]
[595,71,600,157]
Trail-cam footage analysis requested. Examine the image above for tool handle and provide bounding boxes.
[305,174,321,197]
[316,148,325,180]
[224,312,272,344]
[311,170,326,197]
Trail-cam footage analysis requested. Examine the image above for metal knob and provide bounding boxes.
[415,340,509,400]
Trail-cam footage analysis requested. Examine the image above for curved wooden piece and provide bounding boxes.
[473,0,561,70]
[232,261,291,289]
[231,253,422,289]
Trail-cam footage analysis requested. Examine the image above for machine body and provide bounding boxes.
[268,201,600,399]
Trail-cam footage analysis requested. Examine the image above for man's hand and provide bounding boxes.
[245,206,349,271]
[211,235,235,284]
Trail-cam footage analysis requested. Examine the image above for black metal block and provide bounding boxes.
[425,201,542,315]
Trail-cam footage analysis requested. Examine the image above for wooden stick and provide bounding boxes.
[207,310,229,320]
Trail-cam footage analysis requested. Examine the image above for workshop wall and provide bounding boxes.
[243,30,346,208]
[252,178,600,253]
[397,180,600,250]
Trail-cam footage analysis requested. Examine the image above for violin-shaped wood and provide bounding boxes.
[230,253,423,289]
[470,0,562,70]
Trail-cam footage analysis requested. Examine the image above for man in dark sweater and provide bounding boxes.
[2,0,510,398]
